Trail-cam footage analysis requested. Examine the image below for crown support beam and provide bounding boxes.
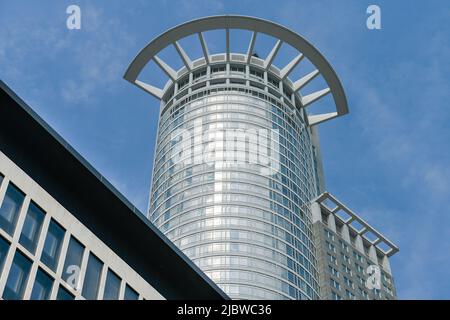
[174,41,193,71]
[198,32,210,64]
[302,87,330,107]
[264,40,282,70]
[280,53,303,79]
[293,69,320,92]
[246,31,257,63]
[308,112,337,126]
[125,16,350,127]
[135,80,164,100]
[153,55,177,81]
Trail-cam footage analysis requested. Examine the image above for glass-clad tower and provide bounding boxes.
[124,16,349,299]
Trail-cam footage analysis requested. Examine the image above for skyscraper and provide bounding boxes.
[125,15,398,300]
[311,192,398,300]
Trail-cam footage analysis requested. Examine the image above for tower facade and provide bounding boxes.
[125,16,349,299]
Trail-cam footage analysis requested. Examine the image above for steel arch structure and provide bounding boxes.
[124,15,348,126]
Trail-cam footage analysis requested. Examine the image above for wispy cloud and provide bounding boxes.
[59,5,136,105]
[276,1,450,299]
[344,21,450,300]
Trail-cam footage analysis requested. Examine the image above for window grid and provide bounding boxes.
[0,178,144,300]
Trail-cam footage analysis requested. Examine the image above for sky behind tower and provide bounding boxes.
[1,0,449,299]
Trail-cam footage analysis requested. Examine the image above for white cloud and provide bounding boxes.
[276,1,450,299]
[59,5,136,105]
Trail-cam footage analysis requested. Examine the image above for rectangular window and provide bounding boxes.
[326,241,336,253]
[342,264,352,276]
[353,250,364,263]
[103,269,121,300]
[331,291,341,300]
[3,250,32,300]
[211,66,226,74]
[341,252,350,264]
[124,284,139,300]
[383,272,392,284]
[193,70,206,80]
[56,285,75,300]
[355,263,365,274]
[330,278,340,290]
[327,253,337,265]
[340,240,349,252]
[0,236,10,273]
[230,66,245,73]
[41,219,65,271]
[344,276,354,289]
[383,284,393,295]
[19,201,45,254]
[346,289,355,300]
[361,288,368,299]
[82,253,103,300]
[324,229,334,241]
[373,288,382,298]
[0,183,25,235]
[328,265,339,278]
[249,69,263,79]
[30,268,54,300]
[62,236,85,286]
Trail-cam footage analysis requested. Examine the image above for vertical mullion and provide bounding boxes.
[97,264,108,300]
[75,248,90,299]
[118,278,126,300]
[0,177,9,205]
[22,260,38,300]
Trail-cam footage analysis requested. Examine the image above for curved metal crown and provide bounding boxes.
[124,15,349,126]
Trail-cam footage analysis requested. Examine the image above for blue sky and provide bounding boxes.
[1,0,449,299]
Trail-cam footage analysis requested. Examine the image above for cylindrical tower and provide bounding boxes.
[125,16,348,300]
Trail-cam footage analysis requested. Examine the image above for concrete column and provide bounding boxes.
[355,234,365,254]
[206,65,211,87]
[264,71,268,92]
[341,224,351,243]
[368,245,378,265]
[279,80,284,103]
[173,82,179,105]
[310,201,322,223]
[245,65,250,87]
[326,213,337,233]
[188,72,193,94]
[382,256,392,275]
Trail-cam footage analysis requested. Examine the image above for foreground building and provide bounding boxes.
[125,15,399,299]
[0,81,228,300]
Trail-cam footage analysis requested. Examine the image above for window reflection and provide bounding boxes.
[19,201,45,254]
[0,183,25,235]
[3,251,32,300]
[41,219,65,271]
[82,253,103,300]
